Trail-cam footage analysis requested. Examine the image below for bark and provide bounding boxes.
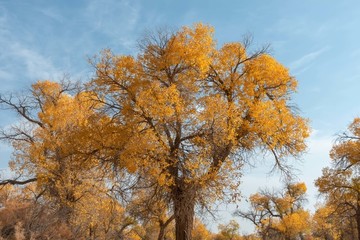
[158,227,165,240]
[356,194,360,240]
[356,207,360,240]
[172,186,196,240]
[157,215,174,240]
[0,178,37,186]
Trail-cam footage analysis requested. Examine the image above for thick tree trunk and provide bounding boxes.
[172,186,196,240]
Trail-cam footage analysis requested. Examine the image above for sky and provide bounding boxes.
[1,0,360,234]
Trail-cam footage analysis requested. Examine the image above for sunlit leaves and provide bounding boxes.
[1,23,309,240]
[238,182,310,239]
[315,117,360,240]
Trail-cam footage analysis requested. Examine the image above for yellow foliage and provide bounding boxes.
[243,182,310,239]
[2,23,309,239]
[273,210,310,237]
[90,24,309,196]
[315,118,360,240]
[192,219,212,240]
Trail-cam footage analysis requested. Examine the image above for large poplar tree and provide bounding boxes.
[1,24,309,240]
[91,23,309,239]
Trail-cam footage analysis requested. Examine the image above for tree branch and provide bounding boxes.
[0,177,37,186]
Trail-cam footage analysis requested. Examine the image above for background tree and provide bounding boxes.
[236,182,310,240]
[214,220,241,240]
[311,204,342,240]
[0,23,308,240]
[191,218,212,240]
[0,183,74,240]
[0,80,136,239]
[128,180,174,240]
[315,117,360,240]
[90,23,309,240]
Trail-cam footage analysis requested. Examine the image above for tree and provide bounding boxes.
[128,181,174,240]
[315,118,360,240]
[0,183,74,239]
[192,218,212,240]
[90,23,309,240]
[236,182,310,240]
[311,204,341,240]
[1,23,309,240]
[0,80,135,239]
[215,220,241,240]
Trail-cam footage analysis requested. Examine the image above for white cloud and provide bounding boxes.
[266,17,311,36]
[0,6,11,42]
[0,69,13,81]
[296,129,334,211]
[84,0,140,51]
[7,42,62,81]
[37,7,64,23]
[306,129,333,156]
[289,46,329,74]
[0,5,61,84]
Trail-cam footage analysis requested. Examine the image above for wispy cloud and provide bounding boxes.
[0,39,62,89]
[0,69,13,81]
[299,129,334,209]
[268,15,331,38]
[267,17,309,36]
[0,5,10,36]
[36,7,64,23]
[84,0,140,51]
[0,5,62,86]
[306,129,333,156]
[289,46,330,74]
[8,42,61,81]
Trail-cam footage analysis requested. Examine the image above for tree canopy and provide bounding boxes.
[315,118,360,240]
[0,23,309,240]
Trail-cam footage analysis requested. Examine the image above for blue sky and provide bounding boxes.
[1,0,360,234]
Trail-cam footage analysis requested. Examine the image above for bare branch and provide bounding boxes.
[0,177,37,186]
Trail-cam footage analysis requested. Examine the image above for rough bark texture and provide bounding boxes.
[172,186,196,240]
[356,206,360,240]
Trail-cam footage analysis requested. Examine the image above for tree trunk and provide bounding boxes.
[158,215,174,240]
[356,197,360,240]
[158,227,165,240]
[172,186,196,240]
[356,209,360,240]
